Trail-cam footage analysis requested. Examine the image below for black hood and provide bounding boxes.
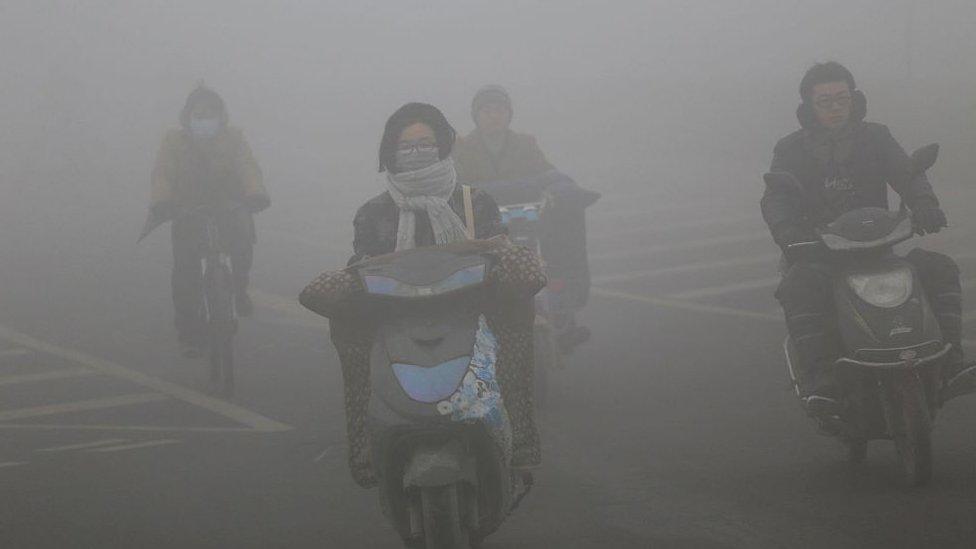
[179,85,229,129]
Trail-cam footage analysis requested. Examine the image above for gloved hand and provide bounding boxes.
[777,225,819,248]
[243,194,271,214]
[778,225,824,263]
[913,203,948,235]
[150,201,177,222]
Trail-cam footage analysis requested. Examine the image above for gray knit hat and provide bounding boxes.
[471,85,512,123]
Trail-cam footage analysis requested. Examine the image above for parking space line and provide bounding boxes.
[593,253,780,284]
[252,289,325,330]
[0,393,168,422]
[261,227,349,256]
[0,424,263,433]
[87,439,181,453]
[589,231,771,261]
[0,324,293,432]
[37,438,128,452]
[589,213,759,241]
[0,368,98,387]
[592,287,781,322]
[0,462,27,469]
[0,348,32,360]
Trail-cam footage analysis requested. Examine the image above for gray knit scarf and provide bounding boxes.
[385,157,469,251]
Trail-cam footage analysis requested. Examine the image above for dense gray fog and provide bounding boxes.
[3,2,976,547]
[2,0,974,245]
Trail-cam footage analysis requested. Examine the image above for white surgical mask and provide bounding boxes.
[189,116,221,139]
[395,141,440,172]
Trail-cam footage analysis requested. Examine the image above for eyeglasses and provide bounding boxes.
[813,94,853,110]
[397,139,438,155]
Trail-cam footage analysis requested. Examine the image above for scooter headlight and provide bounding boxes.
[847,267,913,308]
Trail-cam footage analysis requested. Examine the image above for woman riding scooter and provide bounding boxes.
[301,103,543,487]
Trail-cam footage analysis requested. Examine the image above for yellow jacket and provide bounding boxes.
[150,127,267,209]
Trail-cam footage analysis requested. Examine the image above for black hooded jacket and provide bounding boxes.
[761,103,938,249]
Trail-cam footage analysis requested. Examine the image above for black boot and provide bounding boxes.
[942,346,976,402]
[234,273,254,317]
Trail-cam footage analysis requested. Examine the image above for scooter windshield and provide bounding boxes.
[363,263,486,297]
[499,203,541,225]
[820,209,914,251]
[392,356,471,403]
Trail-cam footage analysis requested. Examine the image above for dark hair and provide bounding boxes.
[796,61,867,129]
[799,61,857,103]
[378,103,456,173]
[180,84,228,128]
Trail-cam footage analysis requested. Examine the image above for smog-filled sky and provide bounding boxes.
[2,0,974,230]
[3,2,976,547]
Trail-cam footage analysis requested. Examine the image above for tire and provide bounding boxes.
[420,484,469,549]
[533,322,557,409]
[205,262,236,397]
[890,372,933,487]
[846,439,867,465]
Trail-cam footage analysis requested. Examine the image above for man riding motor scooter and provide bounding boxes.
[762,62,976,415]
[455,85,598,352]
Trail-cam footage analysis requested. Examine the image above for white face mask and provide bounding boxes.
[189,116,221,139]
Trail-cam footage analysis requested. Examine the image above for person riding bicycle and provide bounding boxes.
[455,85,596,350]
[762,62,975,414]
[149,85,270,357]
[305,103,542,487]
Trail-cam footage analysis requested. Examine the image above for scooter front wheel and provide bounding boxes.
[888,372,933,487]
[420,484,469,549]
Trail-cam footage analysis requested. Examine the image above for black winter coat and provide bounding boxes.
[761,121,938,250]
[350,186,505,264]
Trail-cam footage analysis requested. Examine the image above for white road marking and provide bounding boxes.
[0,324,293,432]
[0,424,265,433]
[592,287,781,322]
[0,393,169,422]
[252,289,326,330]
[0,462,27,469]
[37,438,128,452]
[666,276,781,300]
[593,253,780,284]
[87,439,181,453]
[589,213,759,241]
[314,444,344,463]
[261,227,349,257]
[0,348,33,360]
[589,230,771,261]
[0,368,98,387]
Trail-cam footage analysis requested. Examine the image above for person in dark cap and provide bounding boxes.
[762,61,974,414]
[149,84,269,357]
[454,85,554,185]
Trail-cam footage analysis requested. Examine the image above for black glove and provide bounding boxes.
[912,203,948,235]
[777,225,825,263]
[244,194,271,214]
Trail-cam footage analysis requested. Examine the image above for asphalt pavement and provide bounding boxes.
[2,185,976,548]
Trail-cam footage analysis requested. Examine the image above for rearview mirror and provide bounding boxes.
[911,143,939,174]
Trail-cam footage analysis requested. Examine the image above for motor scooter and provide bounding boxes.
[347,242,535,547]
[767,144,954,486]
